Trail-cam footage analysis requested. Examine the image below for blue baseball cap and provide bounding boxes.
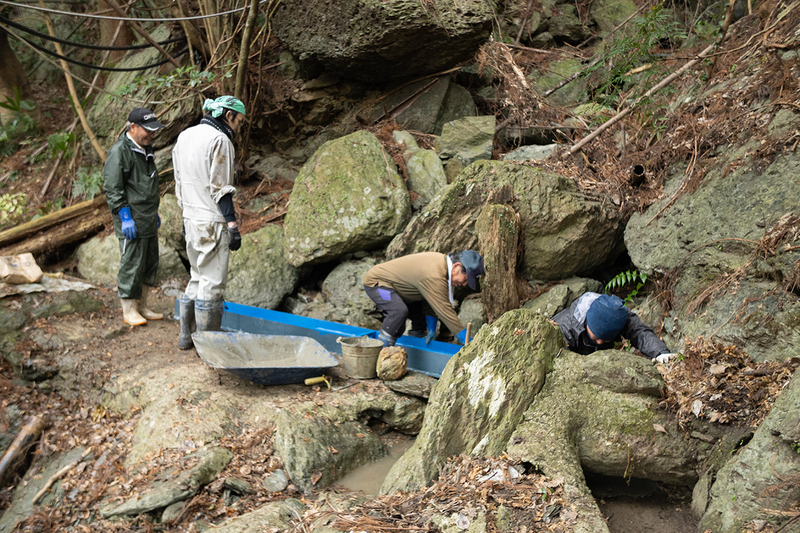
[459,250,485,290]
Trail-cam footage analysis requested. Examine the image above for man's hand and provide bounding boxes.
[228,225,241,251]
[654,353,679,364]
[119,206,137,240]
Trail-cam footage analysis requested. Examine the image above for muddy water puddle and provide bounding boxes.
[336,437,414,496]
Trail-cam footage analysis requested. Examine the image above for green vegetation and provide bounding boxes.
[72,168,104,200]
[585,5,687,108]
[605,269,647,306]
[112,64,231,100]
[47,131,74,161]
[0,192,28,227]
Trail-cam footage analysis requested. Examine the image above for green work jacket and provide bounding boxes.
[103,133,160,238]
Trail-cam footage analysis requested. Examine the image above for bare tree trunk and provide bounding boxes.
[234,0,259,100]
[477,203,522,323]
[0,28,35,125]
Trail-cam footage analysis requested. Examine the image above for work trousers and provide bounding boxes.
[116,235,159,299]
[364,284,428,338]
[184,219,230,301]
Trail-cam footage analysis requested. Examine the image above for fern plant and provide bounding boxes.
[72,168,104,200]
[605,269,648,306]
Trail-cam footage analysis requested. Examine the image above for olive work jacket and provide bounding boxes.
[551,292,669,360]
[103,132,160,239]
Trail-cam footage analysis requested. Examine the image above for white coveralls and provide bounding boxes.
[172,123,236,301]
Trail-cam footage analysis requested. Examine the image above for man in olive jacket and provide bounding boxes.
[363,250,485,347]
[103,108,164,326]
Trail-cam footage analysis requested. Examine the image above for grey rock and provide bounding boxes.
[458,298,487,333]
[224,477,254,494]
[261,469,289,492]
[548,4,588,44]
[435,115,496,168]
[700,370,800,532]
[100,446,233,518]
[530,58,586,107]
[283,131,411,267]
[274,390,424,492]
[203,498,305,533]
[382,309,565,495]
[503,144,559,162]
[321,258,377,313]
[590,0,638,34]
[382,371,438,399]
[161,501,186,524]
[226,224,299,309]
[387,160,625,281]
[272,0,492,84]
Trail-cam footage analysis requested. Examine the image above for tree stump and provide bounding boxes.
[477,203,522,323]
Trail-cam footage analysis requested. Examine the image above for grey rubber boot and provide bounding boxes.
[178,294,195,350]
[195,298,224,332]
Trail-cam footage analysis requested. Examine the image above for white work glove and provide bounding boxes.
[654,353,679,364]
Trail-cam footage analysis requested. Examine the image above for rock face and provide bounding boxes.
[226,224,299,309]
[272,0,493,84]
[283,131,411,267]
[274,390,425,492]
[625,111,800,362]
[381,309,564,494]
[699,370,800,532]
[387,160,625,280]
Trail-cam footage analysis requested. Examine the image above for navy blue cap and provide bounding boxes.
[586,294,629,341]
[459,250,485,290]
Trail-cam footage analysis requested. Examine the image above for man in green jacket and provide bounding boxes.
[363,250,485,346]
[103,108,164,326]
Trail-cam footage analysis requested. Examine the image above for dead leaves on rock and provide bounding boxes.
[289,455,579,533]
[659,336,798,431]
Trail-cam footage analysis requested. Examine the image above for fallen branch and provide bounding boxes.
[567,42,716,155]
[0,416,46,485]
[32,447,92,505]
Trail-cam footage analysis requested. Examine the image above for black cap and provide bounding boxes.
[459,250,485,290]
[127,108,164,132]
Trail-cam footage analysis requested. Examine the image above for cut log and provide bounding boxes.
[0,195,108,249]
[0,198,111,258]
[477,200,522,323]
[0,415,46,485]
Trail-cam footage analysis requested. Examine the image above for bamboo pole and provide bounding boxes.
[566,42,716,156]
[37,0,107,163]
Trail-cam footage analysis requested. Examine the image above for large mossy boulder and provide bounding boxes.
[387,160,625,281]
[226,224,299,309]
[283,130,411,267]
[381,309,564,494]
[625,116,800,361]
[272,0,493,84]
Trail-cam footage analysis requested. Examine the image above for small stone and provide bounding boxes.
[224,477,253,494]
[262,469,289,492]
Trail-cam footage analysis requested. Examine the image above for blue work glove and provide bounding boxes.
[455,328,471,345]
[424,315,438,345]
[118,206,137,240]
[157,214,161,229]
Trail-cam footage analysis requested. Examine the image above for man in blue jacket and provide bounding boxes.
[551,292,677,364]
[103,108,164,326]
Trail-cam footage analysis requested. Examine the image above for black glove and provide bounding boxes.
[228,225,241,251]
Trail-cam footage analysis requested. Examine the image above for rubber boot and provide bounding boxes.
[377,330,397,347]
[120,298,146,326]
[178,294,195,350]
[195,298,223,333]
[138,286,163,320]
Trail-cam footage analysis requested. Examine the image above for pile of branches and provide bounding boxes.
[659,336,798,431]
[290,454,578,533]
